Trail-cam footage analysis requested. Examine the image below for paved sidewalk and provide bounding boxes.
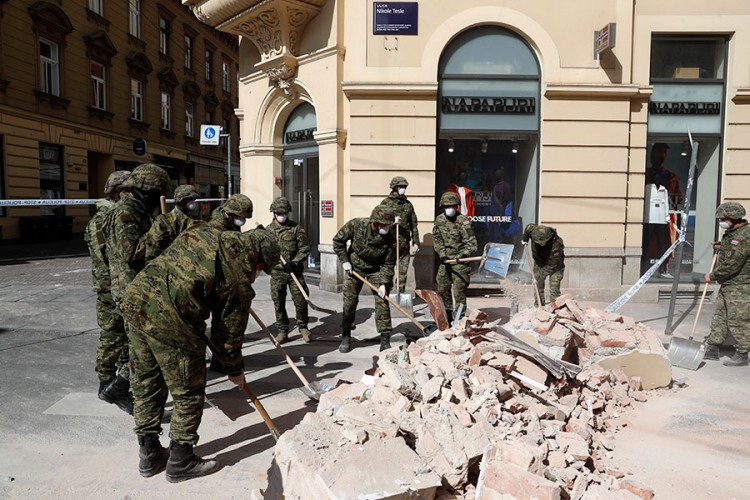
[0,251,747,499]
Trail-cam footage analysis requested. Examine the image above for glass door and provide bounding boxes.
[283,154,320,268]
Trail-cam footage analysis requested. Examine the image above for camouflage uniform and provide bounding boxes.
[380,176,420,293]
[522,224,565,306]
[268,197,311,338]
[121,226,279,444]
[707,205,750,357]
[208,193,254,232]
[333,207,396,336]
[140,184,199,262]
[433,192,477,321]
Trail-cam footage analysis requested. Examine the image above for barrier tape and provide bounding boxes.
[0,198,227,207]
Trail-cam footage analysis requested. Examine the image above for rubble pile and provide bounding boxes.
[265,297,669,500]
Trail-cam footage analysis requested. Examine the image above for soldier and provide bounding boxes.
[380,176,420,293]
[267,196,312,343]
[433,192,478,323]
[703,201,750,367]
[208,193,253,231]
[84,170,133,414]
[102,164,171,412]
[121,225,279,481]
[140,184,200,262]
[333,205,397,353]
[522,223,565,306]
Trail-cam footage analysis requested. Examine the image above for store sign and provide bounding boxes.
[649,101,721,115]
[133,138,147,156]
[442,96,536,114]
[594,22,616,57]
[321,200,333,217]
[373,2,418,35]
[285,128,316,144]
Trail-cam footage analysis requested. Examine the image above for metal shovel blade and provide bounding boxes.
[667,337,706,371]
[389,292,414,317]
[481,244,514,278]
[299,380,335,401]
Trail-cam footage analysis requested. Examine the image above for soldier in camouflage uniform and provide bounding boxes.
[121,224,279,481]
[522,223,565,306]
[433,192,478,323]
[333,205,397,353]
[140,184,200,262]
[84,170,133,414]
[207,193,253,231]
[704,201,750,367]
[102,164,171,413]
[267,197,312,343]
[380,176,420,293]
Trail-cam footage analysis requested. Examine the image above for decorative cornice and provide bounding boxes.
[732,88,750,104]
[342,82,439,98]
[313,128,347,146]
[544,84,652,100]
[239,143,282,157]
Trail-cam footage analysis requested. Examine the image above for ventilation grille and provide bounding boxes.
[658,290,709,304]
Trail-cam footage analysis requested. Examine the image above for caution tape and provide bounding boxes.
[0,198,227,207]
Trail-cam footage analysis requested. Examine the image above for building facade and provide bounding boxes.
[187,0,750,302]
[0,0,240,239]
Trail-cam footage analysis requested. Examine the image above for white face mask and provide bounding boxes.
[719,220,732,230]
[233,217,246,228]
[445,207,457,217]
[397,187,406,196]
[186,201,198,212]
[378,226,390,235]
[275,214,287,224]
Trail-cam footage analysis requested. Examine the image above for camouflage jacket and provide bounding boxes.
[103,195,153,304]
[379,193,420,247]
[433,214,477,260]
[139,206,196,262]
[711,221,750,287]
[333,218,396,285]
[522,224,565,270]
[267,218,310,270]
[120,225,259,375]
[83,198,115,293]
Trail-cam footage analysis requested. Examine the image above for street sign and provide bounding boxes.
[133,138,147,156]
[321,200,334,217]
[373,2,418,35]
[594,23,616,58]
[200,124,221,146]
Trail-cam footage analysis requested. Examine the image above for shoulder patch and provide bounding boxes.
[299,228,305,233]
[462,220,471,225]
[731,239,741,245]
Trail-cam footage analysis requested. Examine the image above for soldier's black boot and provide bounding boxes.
[703,343,720,360]
[138,435,169,477]
[165,441,221,483]
[99,375,134,415]
[379,333,391,351]
[339,329,351,353]
[723,352,749,367]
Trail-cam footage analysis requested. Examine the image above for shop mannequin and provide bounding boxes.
[446,171,475,217]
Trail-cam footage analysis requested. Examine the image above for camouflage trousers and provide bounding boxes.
[270,268,309,333]
[128,324,206,444]
[341,270,392,334]
[95,291,129,382]
[437,263,471,320]
[707,286,750,353]
[534,265,565,306]
[396,249,411,293]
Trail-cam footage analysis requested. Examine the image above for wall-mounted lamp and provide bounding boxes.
[511,141,519,154]
[448,139,455,153]
[481,140,488,154]
[681,142,689,157]
[66,156,75,166]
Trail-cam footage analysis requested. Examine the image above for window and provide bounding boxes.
[185,102,194,137]
[205,109,213,124]
[161,92,171,130]
[90,61,106,109]
[159,17,170,55]
[39,144,64,216]
[129,0,141,38]
[40,38,60,96]
[0,136,5,217]
[222,62,230,91]
[650,37,726,81]
[184,36,192,69]
[130,79,143,121]
[205,49,213,81]
[89,0,104,15]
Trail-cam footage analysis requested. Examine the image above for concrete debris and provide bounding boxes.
[266,297,669,499]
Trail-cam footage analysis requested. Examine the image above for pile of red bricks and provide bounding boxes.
[265,298,667,499]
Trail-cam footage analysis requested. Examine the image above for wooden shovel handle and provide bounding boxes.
[159,195,167,215]
[524,243,544,306]
[689,252,718,340]
[279,255,311,302]
[350,269,424,331]
[445,256,484,264]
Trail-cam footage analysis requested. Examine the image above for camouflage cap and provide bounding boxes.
[173,184,200,203]
[390,176,409,190]
[270,196,292,214]
[370,205,395,225]
[127,164,171,194]
[104,171,131,195]
[716,201,746,219]
[222,193,253,218]
[531,225,555,245]
[439,191,460,207]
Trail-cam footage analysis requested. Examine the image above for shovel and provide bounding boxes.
[248,306,333,400]
[446,243,514,278]
[523,243,544,306]
[667,251,718,370]
[389,222,414,316]
[279,255,337,314]
[351,269,438,336]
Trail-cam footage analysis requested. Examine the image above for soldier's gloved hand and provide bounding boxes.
[394,216,402,225]
[521,240,528,246]
[342,262,352,274]
[439,256,449,264]
[291,261,303,274]
[410,242,419,256]
[378,285,387,298]
[282,261,293,273]
[228,373,246,389]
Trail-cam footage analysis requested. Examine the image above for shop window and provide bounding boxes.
[131,78,143,120]
[650,37,726,81]
[129,0,141,38]
[39,144,64,216]
[184,35,193,69]
[161,92,171,130]
[90,61,106,109]
[40,38,60,96]
[0,136,5,217]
